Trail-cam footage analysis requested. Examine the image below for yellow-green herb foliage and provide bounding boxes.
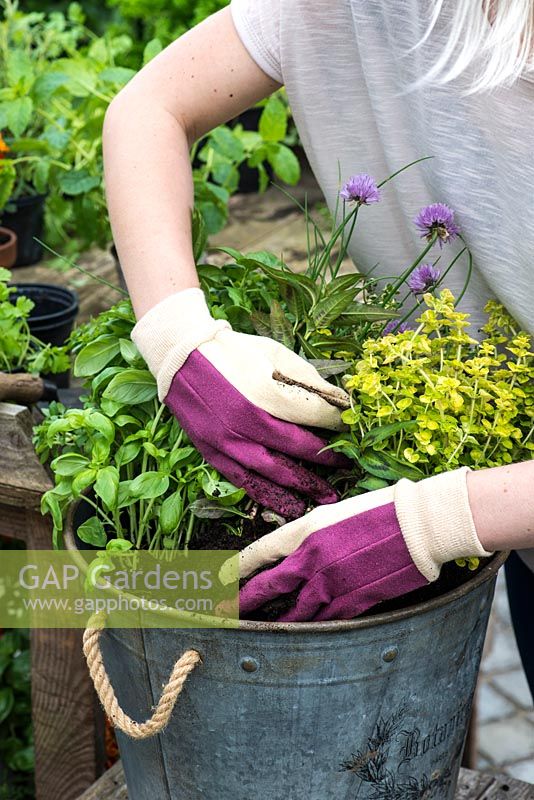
[342,290,534,475]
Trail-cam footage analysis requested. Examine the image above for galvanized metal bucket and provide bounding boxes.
[95,554,505,800]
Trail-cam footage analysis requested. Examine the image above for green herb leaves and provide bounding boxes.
[35,299,252,550]
[340,291,534,483]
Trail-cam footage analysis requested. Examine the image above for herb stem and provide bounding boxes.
[382,236,437,305]
[80,494,116,530]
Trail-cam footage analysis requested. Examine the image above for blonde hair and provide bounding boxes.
[417,0,534,92]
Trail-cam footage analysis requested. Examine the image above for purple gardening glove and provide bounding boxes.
[131,288,350,518]
[228,468,493,622]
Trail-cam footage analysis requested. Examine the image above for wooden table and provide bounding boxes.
[78,762,533,799]
[0,403,104,800]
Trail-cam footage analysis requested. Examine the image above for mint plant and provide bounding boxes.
[105,0,229,52]
[0,1,302,261]
[0,1,89,202]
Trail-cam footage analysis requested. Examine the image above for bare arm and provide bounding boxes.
[468,461,534,551]
[102,7,282,319]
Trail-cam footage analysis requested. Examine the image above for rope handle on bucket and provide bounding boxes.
[82,614,202,740]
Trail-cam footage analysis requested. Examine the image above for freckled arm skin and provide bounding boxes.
[467,462,534,551]
[102,7,281,319]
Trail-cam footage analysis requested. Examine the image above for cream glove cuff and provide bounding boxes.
[394,467,494,582]
[131,288,231,401]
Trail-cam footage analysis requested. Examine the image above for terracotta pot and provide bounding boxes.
[0,193,46,266]
[0,227,17,268]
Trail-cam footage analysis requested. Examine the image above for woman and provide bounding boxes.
[103,1,534,698]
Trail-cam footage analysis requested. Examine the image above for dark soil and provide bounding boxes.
[194,515,302,620]
[193,513,275,552]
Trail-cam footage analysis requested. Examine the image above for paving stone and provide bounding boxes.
[478,717,534,764]
[477,680,516,723]
[16,165,325,337]
[492,671,534,711]
[476,570,534,771]
[493,571,514,626]
[482,623,523,674]
[213,168,323,252]
[14,245,122,327]
[506,759,534,783]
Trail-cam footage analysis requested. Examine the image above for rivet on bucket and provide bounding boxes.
[240,657,259,673]
[382,646,399,662]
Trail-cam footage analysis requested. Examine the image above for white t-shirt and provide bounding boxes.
[230,0,534,570]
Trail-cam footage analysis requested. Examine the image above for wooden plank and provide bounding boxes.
[456,769,494,797]
[0,421,104,800]
[0,402,52,506]
[24,510,105,800]
[0,504,40,541]
[480,774,534,798]
[77,765,533,799]
[31,626,105,800]
[456,769,534,799]
[77,762,128,800]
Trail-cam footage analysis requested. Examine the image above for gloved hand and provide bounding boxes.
[131,288,350,519]
[234,467,493,621]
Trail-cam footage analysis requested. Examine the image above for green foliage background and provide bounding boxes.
[20,0,229,45]
[0,0,298,264]
[0,543,33,800]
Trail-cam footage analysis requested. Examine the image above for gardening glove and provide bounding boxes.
[131,288,350,519]
[233,467,493,622]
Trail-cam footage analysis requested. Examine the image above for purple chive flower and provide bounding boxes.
[407,263,441,294]
[340,174,381,206]
[414,203,460,247]
[382,320,411,336]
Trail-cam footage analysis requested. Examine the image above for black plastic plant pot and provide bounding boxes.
[0,193,46,266]
[236,156,274,194]
[231,107,274,194]
[10,282,78,388]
